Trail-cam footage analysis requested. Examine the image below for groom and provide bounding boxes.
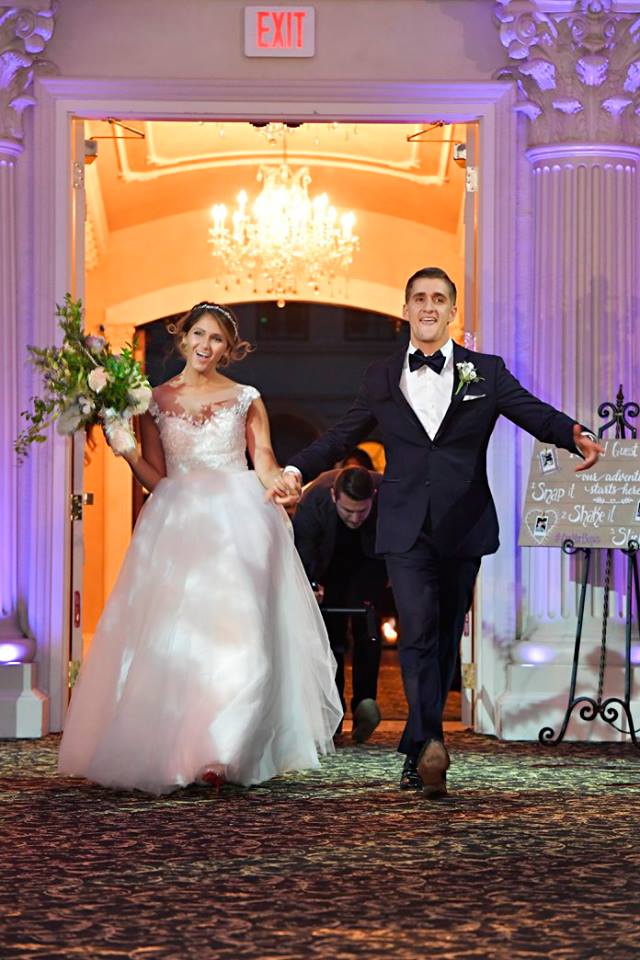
[274,267,602,797]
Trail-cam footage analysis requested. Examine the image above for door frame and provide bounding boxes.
[31,76,517,731]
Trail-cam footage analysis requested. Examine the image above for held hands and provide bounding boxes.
[265,469,302,508]
[573,424,604,472]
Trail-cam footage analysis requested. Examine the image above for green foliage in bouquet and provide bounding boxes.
[15,295,152,461]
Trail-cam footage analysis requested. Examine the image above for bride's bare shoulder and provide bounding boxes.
[153,378,181,400]
[210,374,238,392]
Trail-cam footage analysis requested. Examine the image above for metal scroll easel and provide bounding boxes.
[539,386,640,748]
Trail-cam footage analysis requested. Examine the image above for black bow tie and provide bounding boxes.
[408,349,446,374]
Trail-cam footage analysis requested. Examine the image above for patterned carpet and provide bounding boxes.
[2,728,640,960]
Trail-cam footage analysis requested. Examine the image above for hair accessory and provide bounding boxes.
[195,302,239,338]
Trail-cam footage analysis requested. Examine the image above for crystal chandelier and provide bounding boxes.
[209,163,358,304]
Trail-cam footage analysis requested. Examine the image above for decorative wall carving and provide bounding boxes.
[0,2,56,149]
[495,0,640,144]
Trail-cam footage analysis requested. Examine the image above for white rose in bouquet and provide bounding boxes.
[127,384,153,415]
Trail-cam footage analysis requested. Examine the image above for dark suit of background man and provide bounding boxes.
[293,467,387,743]
[276,266,602,798]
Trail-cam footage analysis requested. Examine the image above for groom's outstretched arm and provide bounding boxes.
[496,358,583,449]
[494,358,603,470]
[289,383,378,483]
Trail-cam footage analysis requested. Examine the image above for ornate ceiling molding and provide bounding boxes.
[0,2,57,151]
[108,121,457,189]
[495,0,640,146]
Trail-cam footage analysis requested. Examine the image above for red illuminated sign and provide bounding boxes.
[244,5,315,57]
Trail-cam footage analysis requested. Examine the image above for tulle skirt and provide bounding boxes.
[58,469,342,794]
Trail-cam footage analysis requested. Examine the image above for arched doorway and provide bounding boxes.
[33,79,514,730]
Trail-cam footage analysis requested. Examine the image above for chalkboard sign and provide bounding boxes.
[519,439,640,549]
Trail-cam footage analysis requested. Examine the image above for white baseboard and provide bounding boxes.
[0,664,50,738]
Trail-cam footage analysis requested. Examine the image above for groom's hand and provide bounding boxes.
[265,469,302,507]
[573,424,604,472]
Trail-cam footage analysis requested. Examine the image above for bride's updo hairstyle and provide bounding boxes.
[169,301,253,367]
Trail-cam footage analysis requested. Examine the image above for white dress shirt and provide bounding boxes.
[399,339,454,441]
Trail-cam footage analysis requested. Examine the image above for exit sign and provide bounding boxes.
[244,6,315,57]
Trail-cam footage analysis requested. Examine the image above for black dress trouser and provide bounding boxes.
[323,559,385,715]
[385,530,480,756]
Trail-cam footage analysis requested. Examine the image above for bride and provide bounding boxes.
[58,301,343,794]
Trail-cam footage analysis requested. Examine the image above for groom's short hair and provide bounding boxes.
[333,467,375,502]
[405,267,457,305]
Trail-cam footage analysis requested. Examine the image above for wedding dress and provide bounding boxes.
[58,384,342,794]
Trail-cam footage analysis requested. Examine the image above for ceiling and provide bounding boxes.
[84,118,470,245]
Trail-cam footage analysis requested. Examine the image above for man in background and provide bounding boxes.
[293,467,387,742]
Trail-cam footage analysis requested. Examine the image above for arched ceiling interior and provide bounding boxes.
[83,118,471,319]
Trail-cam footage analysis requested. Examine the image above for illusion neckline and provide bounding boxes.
[150,385,251,427]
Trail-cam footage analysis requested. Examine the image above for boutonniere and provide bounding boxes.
[455,361,485,396]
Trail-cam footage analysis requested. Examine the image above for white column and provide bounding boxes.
[526,145,639,628]
[0,140,27,648]
[509,145,640,738]
[495,0,640,739]
[0,3,57,735]
[0,136,50,735]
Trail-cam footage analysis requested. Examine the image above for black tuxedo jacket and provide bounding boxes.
[292,470,382,583]
[290,342,578,558]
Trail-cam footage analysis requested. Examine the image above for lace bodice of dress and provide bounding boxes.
[149,384,260,477]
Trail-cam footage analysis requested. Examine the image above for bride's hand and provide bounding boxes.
[265,470,301,507]
[102,419,138,461]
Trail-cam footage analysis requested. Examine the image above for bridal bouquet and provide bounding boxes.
[15,295,152,461]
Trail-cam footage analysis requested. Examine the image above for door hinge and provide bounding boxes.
[70,492,94,521]
[465,165,478,193]
[72,159,84,189]
[461,662,477,690]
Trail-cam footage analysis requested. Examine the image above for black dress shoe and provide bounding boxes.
[399,756,422,791]
[417,739,450,798]
[351,698,381,743]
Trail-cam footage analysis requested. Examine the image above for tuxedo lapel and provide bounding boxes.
[433,342,472,442]
[386,348,428,437]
